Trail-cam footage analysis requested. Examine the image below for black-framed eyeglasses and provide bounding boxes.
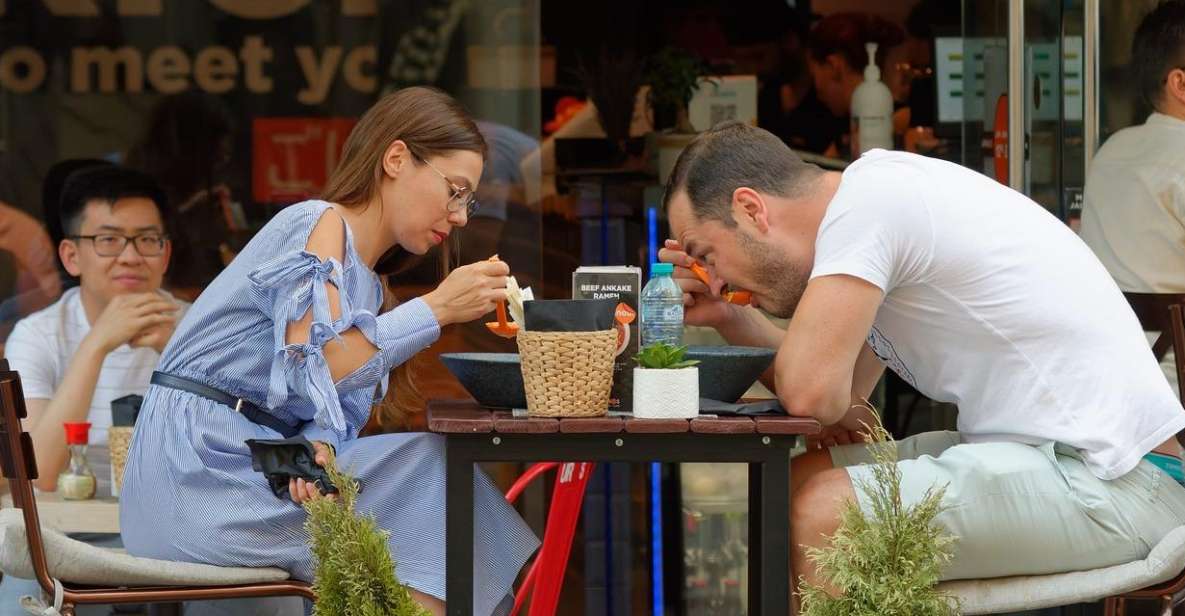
[68,233,168,257]
[418,156,480,217]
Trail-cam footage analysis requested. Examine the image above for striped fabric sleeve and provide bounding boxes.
[333,298,440,392]
[249,250,353,436]
[249,250,441,441]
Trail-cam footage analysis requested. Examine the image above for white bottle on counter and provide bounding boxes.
[851,41,894,156]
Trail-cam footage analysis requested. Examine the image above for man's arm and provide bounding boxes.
[851,341,886,405]
[26,341,107,492]
[807,342,888,448]
[18,294,176,491]
[776,274,884,425]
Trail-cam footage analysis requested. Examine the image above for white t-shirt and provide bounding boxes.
[1079,112,1185,294]
[811,149,1185,480]
[4,287,187,446]
[1079,112,1185,392]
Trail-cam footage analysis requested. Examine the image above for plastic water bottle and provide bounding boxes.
[641,263,684,347]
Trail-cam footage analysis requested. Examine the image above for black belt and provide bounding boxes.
[150,371,301,438]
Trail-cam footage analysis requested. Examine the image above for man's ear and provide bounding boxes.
[382,140,410,179]
[732,187,770,233]
[59,239,81,277]
[1167,68,1185,110]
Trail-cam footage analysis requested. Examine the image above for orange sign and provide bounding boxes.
[252,117,357,203]
[992,94,1009,185]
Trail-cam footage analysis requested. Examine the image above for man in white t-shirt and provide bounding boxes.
[659,122,1185,595]
[0,165,183,616]
[1079,1,1185,391]
[4,165,181,496]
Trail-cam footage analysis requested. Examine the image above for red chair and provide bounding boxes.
[506,462,595,616]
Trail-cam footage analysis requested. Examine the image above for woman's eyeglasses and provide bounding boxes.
[68,234,168,257]
[418,156,480,217]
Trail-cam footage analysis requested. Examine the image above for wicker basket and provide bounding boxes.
[517,329,617,417]
[108,426,134,493]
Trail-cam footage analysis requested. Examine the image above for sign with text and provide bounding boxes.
[252,117,356,204]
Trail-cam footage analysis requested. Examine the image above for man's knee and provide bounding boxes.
[791,448,838,495]
[792,467,855,543]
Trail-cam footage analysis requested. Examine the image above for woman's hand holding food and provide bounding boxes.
[422,258,510,327]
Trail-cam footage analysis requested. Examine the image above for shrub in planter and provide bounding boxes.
[798,421,959,616]
[633,343,700,419]
[303,451,431,616]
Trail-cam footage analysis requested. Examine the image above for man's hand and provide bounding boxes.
[658,239,738,329]
[130,320,177,354]
[806,401,880,450]
[84,293,178,354]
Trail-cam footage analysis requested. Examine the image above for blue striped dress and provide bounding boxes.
[119,200,538,615]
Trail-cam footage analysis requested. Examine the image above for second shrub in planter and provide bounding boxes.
[633,343,701,419]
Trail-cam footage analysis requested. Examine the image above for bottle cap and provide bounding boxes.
[63,422,91,446]
[651,262,674,275]
[864,41,881,81]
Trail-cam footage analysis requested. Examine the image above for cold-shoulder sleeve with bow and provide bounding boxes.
[243,204,439,448]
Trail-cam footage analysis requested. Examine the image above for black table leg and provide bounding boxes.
[749,462,763,613]
[753,445,791,611]
[446,437,476,616]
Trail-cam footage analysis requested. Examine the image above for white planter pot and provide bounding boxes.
[633,367,700,419]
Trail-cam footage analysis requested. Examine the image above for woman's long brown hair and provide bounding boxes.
[322,86,485,431]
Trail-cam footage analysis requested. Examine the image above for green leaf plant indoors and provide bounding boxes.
[798,416,960,616]
[303,450,431,616]
[634,342,701,370]
[645,46,713,133]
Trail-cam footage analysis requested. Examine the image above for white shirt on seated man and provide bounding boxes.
[1079,2,1185,393]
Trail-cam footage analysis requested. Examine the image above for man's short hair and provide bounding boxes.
[58,165,168,236]
[662,121,824,227]
[1133,0,1185,111]
[42,159,112,246]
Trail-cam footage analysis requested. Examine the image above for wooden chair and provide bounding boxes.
[0,360,314,615]
[1102,293,1185,615]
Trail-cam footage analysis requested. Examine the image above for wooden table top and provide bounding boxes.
[1,491,120,535]
[427,400,822,436]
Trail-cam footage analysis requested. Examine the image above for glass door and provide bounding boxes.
[957,0,1094,221]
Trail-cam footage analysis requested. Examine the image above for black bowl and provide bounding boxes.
[439,353,527,409]
[685,345,776,402]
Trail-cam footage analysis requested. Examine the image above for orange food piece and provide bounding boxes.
[485,255,519,337]
[723,290,752,306]
[688,261,712,286]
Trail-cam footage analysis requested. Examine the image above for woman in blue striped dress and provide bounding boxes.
[119,87,538,615]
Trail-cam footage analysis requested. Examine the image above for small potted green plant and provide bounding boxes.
[644,46,715,184]
[633,342,701,419]
[645,46,712,134]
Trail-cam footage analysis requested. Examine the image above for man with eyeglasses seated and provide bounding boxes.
[0,165,186,615]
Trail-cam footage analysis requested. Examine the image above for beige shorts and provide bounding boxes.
[829,431,1185,580]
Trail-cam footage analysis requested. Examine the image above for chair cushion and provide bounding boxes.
[0,509,291,586]
[939,525,1185,614]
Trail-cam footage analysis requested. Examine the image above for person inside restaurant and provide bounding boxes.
[796,12,904,158]
[658,120,1185,600]
[1079,0,1185,393]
